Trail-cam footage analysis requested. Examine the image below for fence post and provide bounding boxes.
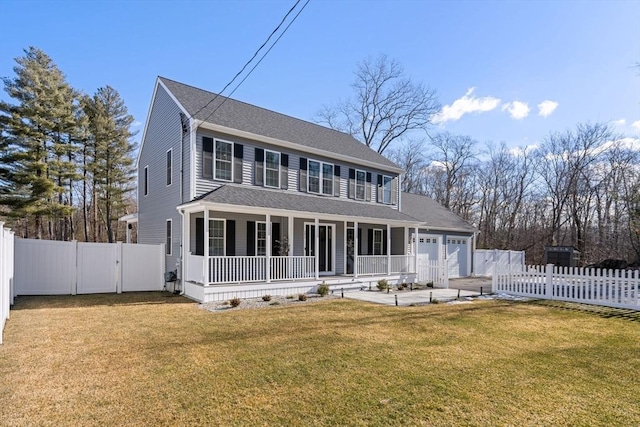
[116,242,123,294]
[545,263,554,299]
[491,262,497,293]
[72,240,78,296]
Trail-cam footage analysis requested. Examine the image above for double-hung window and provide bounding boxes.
[264,150,280,188]
[382,175,393,204]
[215,140,232,181]
[308,160,333,195]
[165,219,172,255]
[355,170,366,200]
[166,149,172,186]
[143,166,149,196]
[209,219,225,256]
[373,229,383,255]
[256,222,267,256]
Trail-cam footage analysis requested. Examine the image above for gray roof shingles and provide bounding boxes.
[191,185,419,223]
[400,192,477,233]
[159,77,399,170]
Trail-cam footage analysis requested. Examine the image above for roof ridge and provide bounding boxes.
[158,76,363,143]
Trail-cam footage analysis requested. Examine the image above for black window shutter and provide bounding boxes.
[255,148,264,186]
[358,228,362,255]
[383,229,388,255]
[366,172,372,183]
[226,220,236,256]
[271,222,281,255]
[368,229,374,256]
[234,144,243,183]
[377,175,383,202]
[348,168,355,199]
[202,137,214,153]
[299,157,307,192]
[247,221,255,256]
[378,174,383,186]
[280,154,289,190]
[195,218,204,256]
[365,172,372,202]
[333,165,340,197]
[281,153,289,167]
[334,165,341,176]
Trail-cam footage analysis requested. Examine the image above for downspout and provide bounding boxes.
[178,208,186,296]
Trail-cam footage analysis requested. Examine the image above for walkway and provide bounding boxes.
[343,288,480,306]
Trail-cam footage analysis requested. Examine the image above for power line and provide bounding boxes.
[198,0,311,126]
[189,0,304,121]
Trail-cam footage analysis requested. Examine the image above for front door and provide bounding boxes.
[305,223,334,275]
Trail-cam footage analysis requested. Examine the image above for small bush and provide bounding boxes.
[286,295,295,299]
[230,297,241,308]
[376,279,389,291]
[426,281,434,288]
[269,301,280,306]
[431,298,440,304]
[397,283,405,290]
[262,294,272,302]
[298,293,307,301]
[317,282,330,297]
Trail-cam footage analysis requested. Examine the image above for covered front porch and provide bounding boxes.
[178,199,421,298]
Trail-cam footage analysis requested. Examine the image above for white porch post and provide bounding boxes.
[287,216,294,256]
[354,221,359,278]
[343,221,348,275]
[183,211,189,284]
[266,213,271,283]
[414,226,419,274]
[404,226,408,272]
[387,224,391,275]
[204,209,209,284]
[314,218,320,279]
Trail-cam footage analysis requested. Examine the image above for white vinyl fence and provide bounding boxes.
[417,255,449,288]
[1,222,15,344]
[493,264,639,310]
[474,249,525,277]
[14,238,165,296]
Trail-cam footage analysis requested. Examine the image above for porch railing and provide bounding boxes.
[357,255,388,276]
[270,256,315,281]
[390,255,415,273]
[185,254,206,284]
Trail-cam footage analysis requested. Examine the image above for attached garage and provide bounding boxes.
[446,236,472,278]
[417,233,442,261]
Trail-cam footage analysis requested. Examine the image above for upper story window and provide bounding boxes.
[355,170,366,200]
[166,149,172,186]
[202,137,233,182]
[382,175,393,204]
[144,166,149,196]
[264,150,280,188]
[308,160,333,196]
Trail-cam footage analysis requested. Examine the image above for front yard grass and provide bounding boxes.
[1,293,639,426]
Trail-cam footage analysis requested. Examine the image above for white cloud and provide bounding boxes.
[509,144,539,157]
[502,101,530,120]
[632,120,640,130]
[132,121,142,127]
[433,87,501,124]
[537,100,558,118]
[613,118,626,126]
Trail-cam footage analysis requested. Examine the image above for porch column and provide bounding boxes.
[343,220,348,275]
[287,216,294,256]
[387,224,391,275]
[314,217,320,280]
[203,209,209,284]
[404,226,408,273]
[266,213,271,283]
[354,220,359,278]
[183,212,189,283]
[414,226,419,274]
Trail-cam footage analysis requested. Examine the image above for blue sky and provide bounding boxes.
[1,0,639,151]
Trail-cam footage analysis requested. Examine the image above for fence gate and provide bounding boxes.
[77,243,117,294]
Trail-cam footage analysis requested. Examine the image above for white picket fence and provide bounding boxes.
[493,264,639,310]
[14,238,165,296]
[474,249,525,276]
[1,222,15,344]
[417,255,449,288]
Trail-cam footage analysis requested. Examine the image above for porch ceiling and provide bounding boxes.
[180,185,421,225]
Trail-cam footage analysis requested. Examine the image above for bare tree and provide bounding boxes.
[315,54,439,154]
[387,139,426,193]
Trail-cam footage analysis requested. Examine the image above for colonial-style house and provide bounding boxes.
[128,77,477,302]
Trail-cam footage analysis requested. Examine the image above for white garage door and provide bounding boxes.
[447,237,469,278]
[418,234,441,261]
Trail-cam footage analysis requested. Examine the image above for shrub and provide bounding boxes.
[317,282,330,297]
[262,294,272,302]
[286,295,295,299]
[230,297,241,308]
[426,281,434,288]
[376,279,389,291]
[269,301,280,306]
[397,283,405,290]
[298,293,307,301]
[431,298,441,304]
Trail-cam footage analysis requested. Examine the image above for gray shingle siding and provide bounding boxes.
[138,84,188,271]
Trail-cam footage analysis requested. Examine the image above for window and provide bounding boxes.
[209,219,225,256]
[373,229,383,255]
[265,150,280,188]
[144,166,149,196]
[165,220,172,255]
[256,222,267,256]
[355,170,366,200]
[308,160,334,195]
[382,175,393,204]
[166,149,172,186]
[215,140,232,181]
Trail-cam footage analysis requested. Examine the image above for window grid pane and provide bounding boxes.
[383,176,392,204]
[308,161,320,193]
[322,164,333,195]
[257,222,267,256]
[209,220,225,256]
[356,170,365,200]
[214,141,232,181]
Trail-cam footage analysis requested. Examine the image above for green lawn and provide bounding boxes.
[1,293,639,426]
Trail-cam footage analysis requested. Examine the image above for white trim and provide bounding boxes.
[381,175,393,204]
[307,159,334,196]
[264,149,280,189]
[195,120,404,174]
[166,148,173,187]
[208,217,226,256]
[372,228,384,255]
[256,221,267,256]
[189,117,196,200]
[213,138,234,182]
[166,219,172,256]
[304,221,336,276]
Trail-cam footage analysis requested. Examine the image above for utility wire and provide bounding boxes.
[189,0,303,121]
[198,0,311,126]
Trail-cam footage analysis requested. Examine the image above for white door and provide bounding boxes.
[446,237,469,278]
[418,234,440,261]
